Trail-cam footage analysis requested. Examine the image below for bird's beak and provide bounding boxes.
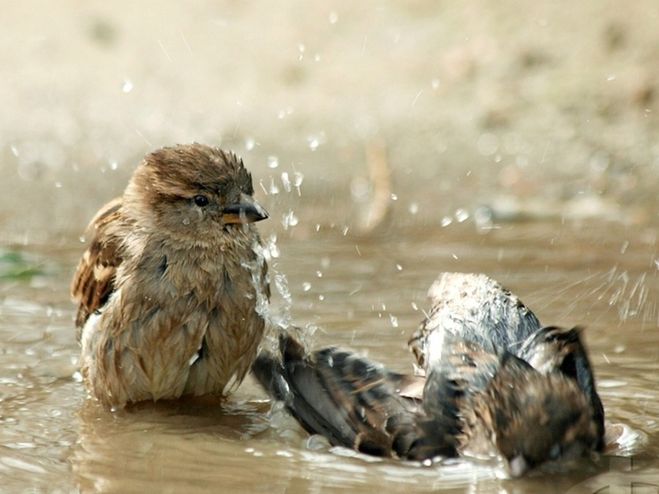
[222,194,269,224]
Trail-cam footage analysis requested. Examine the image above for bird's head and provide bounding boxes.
[490,363,600,477]
[124,143,268,244]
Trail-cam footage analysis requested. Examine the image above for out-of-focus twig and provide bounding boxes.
[358,139,392,233]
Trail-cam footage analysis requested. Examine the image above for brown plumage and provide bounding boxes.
[408,273,604,450]
[71,143,270,408]
[408,272,542,370]
[252,273,605,476]
[253,330,601,476]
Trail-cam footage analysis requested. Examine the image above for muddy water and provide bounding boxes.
[0,218,657,493]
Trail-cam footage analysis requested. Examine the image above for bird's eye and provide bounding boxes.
[193,195,209,207]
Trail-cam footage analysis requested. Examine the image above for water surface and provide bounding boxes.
[1,218,657,493]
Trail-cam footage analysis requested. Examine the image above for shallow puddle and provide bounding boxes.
[1,218,657,492]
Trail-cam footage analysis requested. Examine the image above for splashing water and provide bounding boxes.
[281,172,291,193]
[454,208,470,223]
[248,234,301,350]
[269,177,280,195]
[282,210,299,229]
[267,156,279,169]
[292,172,304,196]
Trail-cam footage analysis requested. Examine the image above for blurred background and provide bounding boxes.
[1,0,658,240]
[1,2,658,492]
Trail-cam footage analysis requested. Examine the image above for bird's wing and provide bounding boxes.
[252,333,436,458]
[70,197,124,335]
[518,325,605,449]
[404,335,505,459]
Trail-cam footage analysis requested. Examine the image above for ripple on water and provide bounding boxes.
[0,221,658,491]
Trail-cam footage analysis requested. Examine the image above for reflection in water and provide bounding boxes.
[0,220,657,492]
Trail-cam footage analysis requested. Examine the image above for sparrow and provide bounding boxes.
[253,328,601,477]
[408,272,604,448]
[71,143,270,409]
[252,273,605,476]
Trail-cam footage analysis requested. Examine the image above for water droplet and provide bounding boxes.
[281,172,291,192]
[281,210,298,229]
[308,137,320,151]
[329,11,338,24]
[318,294,325,301]
[455,208,469,222]
[269,178,280,195]
[109,160,118,171]
[389,314,399,328]
[431,78,440,90]
[440,216,452,227]
[302,282,311,292]
[411,302,418,311]
[54,182,62,188]
[10,145,19,157]
[267,156,279,169]
[306,132,325,151]
[293,171,304,195]
[264,234,280,259]
[122,78,134,93]
[245,137,256,151]
[316,271,323,278]
[182,218,190,225]
[395,264,403,271]
[408,202,419,215]
[274,272,292,306]
[607,74,616,81]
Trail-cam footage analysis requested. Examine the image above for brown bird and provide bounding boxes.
[252,273,604,476]
[253,329,601,477]
[408,273,604,449]
[71,143,270,409]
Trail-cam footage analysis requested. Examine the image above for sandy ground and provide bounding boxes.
[1,1,658,240]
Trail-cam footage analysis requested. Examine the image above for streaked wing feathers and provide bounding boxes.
[70,197,124,334]
[253,333,436,458]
